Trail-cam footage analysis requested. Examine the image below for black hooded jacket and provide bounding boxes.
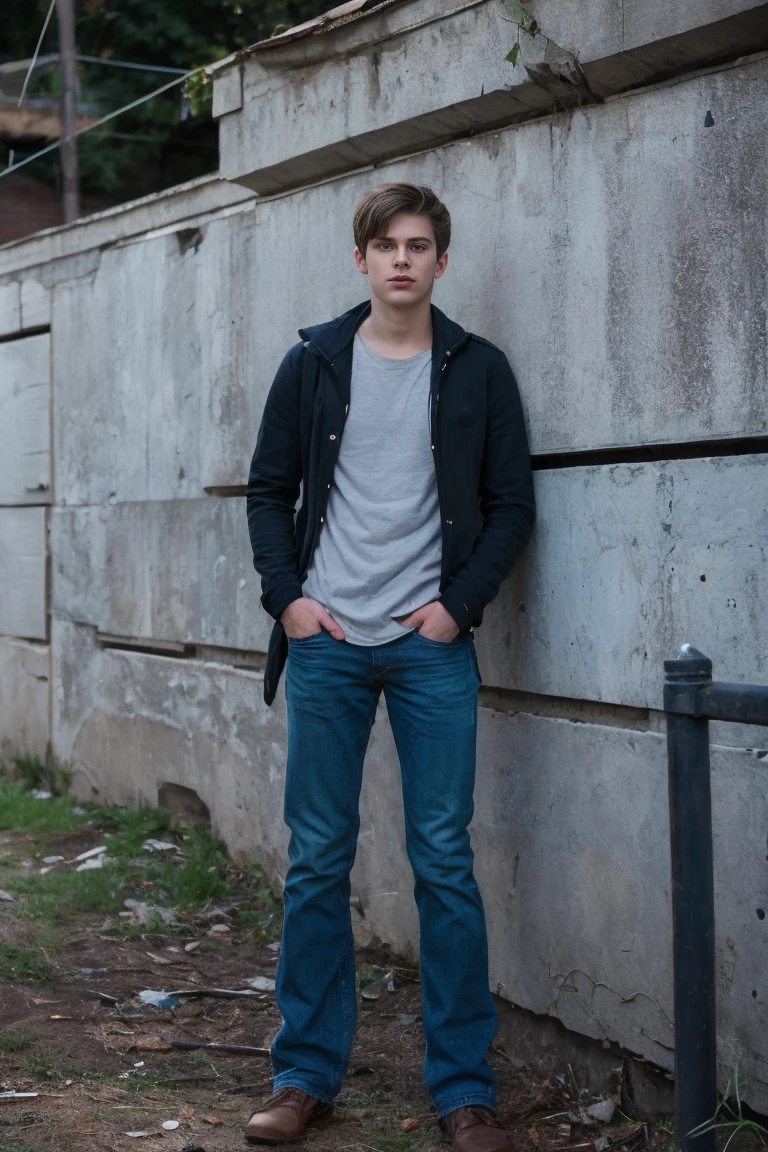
[246,299,535,704]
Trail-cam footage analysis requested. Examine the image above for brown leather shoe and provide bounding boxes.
[439,1106,512,1152]
[244,1087,333,1144]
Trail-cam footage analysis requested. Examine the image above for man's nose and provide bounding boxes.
[394,249,410,265]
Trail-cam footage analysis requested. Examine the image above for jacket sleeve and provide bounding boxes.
[246,342,306,621]
[439,351,536,631]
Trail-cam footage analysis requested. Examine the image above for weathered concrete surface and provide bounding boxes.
[215,0,768,193]
[0,173,255,279]
[20,278,50,329]
[51,455,768,718]
[51,617,768,1110]
[51,499,270,654]
[54,57,768,510]
[476,453,768,711]
[0,333,50,505]
[0,637,49,763]
[0,507,47,640]
[0,281,21,335]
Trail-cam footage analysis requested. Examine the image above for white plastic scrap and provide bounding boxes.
[162,1120,180,1130]
[41,855,66,865]
[76,855,110,872]
[30,789,52,800]
[73,845,107,862]
[585,1099,616,1123]
[0,890,14,902]
[142,839,178,853]
[247,975,276,992]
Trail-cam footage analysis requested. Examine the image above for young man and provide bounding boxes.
[244,183,535,1149]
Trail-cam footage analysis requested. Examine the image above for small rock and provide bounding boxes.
[207,924,231,936]
[73,844,107,862]
[586,1100,616,1124]
[594,1138,611,1152]
[0,890,14,902]
[184,940,201,953]
[266,942,280,952]
[41,855,65,865]
[76,855,109,872]
[142,839,178,853]
[247,975,276,992]
[162,1120,180,1130]
[401,1118,420,1132]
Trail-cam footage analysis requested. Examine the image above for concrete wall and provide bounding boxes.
[1,0,768,1112]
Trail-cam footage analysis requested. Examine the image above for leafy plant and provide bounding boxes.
[0,1027,34,1053]
[686,1065,768,1149]
[502,0,539,68]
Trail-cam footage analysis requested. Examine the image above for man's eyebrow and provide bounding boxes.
[372,235,433,244]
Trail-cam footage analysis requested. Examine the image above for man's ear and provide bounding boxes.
[434,250,449,280]
[353,246,368,275]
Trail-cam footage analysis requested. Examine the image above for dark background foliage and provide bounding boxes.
[0,0,329,206]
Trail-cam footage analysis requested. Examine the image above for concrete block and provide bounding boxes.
[0,333,50,505]
[0,637,49,763]
[0,506,47,640]
[0,281,21,335]
[215,0,768,193]
[20,278,50,329]
[50,498,271,653]
[475,454,768,710]
[51,616,768,1111]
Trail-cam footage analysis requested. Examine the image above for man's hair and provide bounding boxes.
[353,182,451,260]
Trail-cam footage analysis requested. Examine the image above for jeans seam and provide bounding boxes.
[272,1073,336,1104]
[433,1091,497,1118]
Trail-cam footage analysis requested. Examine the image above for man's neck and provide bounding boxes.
[358,295,433,359]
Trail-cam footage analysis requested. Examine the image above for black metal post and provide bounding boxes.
[664,646,717,1152]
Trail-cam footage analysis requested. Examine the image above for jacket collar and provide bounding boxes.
[299,299,468,364]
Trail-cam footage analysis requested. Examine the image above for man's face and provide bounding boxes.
[354,212,448,307]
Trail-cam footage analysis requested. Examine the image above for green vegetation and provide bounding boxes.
[0,1027,33,1053]
[0,760,281,943]
[687,1066,768,1148]
[0,942,55,983]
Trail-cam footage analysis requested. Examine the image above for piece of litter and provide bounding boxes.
[266,941,280,952]
[184,940,201,953]
[124,1131,153,1138]
[76,855,108,872]
[21,858,34,868]
[41,855,65,865]
[528,1128,540,1147]
[0,1091,39,1100]
[131,1039,172,1052]
[123,898,176,925]
[163,1120,180,1130]
[142,839,178,853]
[594,1138,610,1152]
[73,844,107,862]
[49,1014,73,1020]
[134,1061,145,1068]
[72,805,86,815]
[138,989,177,1009]
[71,967,108,978]
[30,789,52,800]
[203,1116,223,1125]
[401,1118,420,1132]
[65,1079,73,1086]
[146,951,171,965]
[181,1106,195,1119]
[207,923,231,935]
[361,971,394,1001]
[0,890,14,902]
[32,998,60,1005]
[246,976,276,992]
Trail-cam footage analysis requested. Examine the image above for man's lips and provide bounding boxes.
[389,276,414,283]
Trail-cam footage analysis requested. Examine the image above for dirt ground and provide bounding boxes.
[0,814,740,1152]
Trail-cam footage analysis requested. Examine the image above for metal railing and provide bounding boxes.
[664,645,768,1152]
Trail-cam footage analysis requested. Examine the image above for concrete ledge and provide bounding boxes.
[214,0,768,194]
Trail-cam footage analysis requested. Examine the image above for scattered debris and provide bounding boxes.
[41,855,66,865]
[185,940,202,953]
[138,989,178,1009]
[142,839,180,854]
[124,1131,154,1138]
[0,890,14,902]
[171,1039,270,1056]
[207,924,231,936]
[71,967,108,978]
[246,975,276,992]
[181,1106,195,1119]
[361,970,394,1000]
[266,941,280,952]
[49,1014,73,1020]
[32,997,60,1005]
[20,858,34,868]
[88,989,121,1005]
[0,1091,39,1101]
[401,1118,420,1132]
[146,951,172,965]
[131,1038,172,1052]
[162,1120,180,1130]
[203,1116,223,1126]
[73,845,108,863]
[71,805,86,814]
[528,1127,540,1146]
[76,854,109,871]
[594,1138,611,1151]
[30,789,52,800]
[123,898,176,925]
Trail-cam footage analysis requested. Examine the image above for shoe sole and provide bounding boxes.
[244,1106,334,1144]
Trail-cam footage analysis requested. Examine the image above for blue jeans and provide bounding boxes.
[271,629,498,1117]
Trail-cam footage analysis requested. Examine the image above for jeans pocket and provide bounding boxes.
[288,630,326,644]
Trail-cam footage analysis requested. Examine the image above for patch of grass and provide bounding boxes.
[0,942,55,982]
[0,1027,33,1053]
[11,755,71,797]
[7,864,126,922]
[0,853,15,867]
[0,780,92,836]
[369,1132,431,1152]
[23,1049,73,1080]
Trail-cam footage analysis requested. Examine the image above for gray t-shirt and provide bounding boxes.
[302,332,442,646]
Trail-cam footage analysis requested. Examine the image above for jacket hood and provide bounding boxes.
[299,299,468,362]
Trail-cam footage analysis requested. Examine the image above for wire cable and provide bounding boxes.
[76,54,188,75]
[8,0,58,169]
[0,66,205,180]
